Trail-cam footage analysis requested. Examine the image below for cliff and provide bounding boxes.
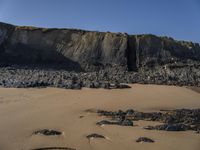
[1,22,199,71]
[0,22,127,71]
[0,22,200,88]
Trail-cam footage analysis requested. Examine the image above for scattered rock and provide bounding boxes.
[97,109,200,132]
[34,129,62,136]
[136,137,155,143]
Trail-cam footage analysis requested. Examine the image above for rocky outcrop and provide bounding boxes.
[0,22,200,88]
[96,109,200,133]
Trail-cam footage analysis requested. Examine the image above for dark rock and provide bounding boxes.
[71,83,82,89]
[162,109,200,125]
[97,109,200,132]
[34,129,62,136]
[96,120,118,125]
[126,109,135,115]
[190,125,200,133]
[136,137,155,143]
[161,123,189,131]
[144,124,190,131]
[196,130,200,134]
[96,119,133,127]
[118,84,131,89]
[120,119,134,126]
[86,133,105,139]
[143,126,155,130]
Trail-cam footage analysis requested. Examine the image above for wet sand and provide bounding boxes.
[0,84,199,150]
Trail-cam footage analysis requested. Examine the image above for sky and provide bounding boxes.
[0,0,199,43]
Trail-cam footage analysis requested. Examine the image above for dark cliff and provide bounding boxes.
[0,22,200,88]
[0,22,128,71]
[1,22,199,71]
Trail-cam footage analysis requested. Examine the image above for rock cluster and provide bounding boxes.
[0,66,133,89]
[96,109,200,133]
[0,64,199,89]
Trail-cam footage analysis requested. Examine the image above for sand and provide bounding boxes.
[0,84,199,150]
[189,87,200,94]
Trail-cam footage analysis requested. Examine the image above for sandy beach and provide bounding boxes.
[0,84,199,150]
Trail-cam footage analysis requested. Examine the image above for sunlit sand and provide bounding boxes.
[0,84,199,150]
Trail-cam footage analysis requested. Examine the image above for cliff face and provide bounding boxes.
[0,22,128,71]
[128,35,200,70]
[0,22,200,72]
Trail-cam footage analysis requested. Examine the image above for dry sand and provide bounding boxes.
[0,84,199,150]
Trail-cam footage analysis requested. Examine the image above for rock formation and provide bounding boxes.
[97,109,200,133]
[0,22,200,88]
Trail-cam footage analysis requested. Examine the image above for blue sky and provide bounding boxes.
[0,0,199,42]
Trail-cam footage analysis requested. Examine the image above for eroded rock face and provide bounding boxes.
[0,22,200,87]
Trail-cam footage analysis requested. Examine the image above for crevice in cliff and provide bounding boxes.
[126,35,138,71]
[135,35,140,69]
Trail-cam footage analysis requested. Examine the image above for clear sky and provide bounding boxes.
[0,0,199,43]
